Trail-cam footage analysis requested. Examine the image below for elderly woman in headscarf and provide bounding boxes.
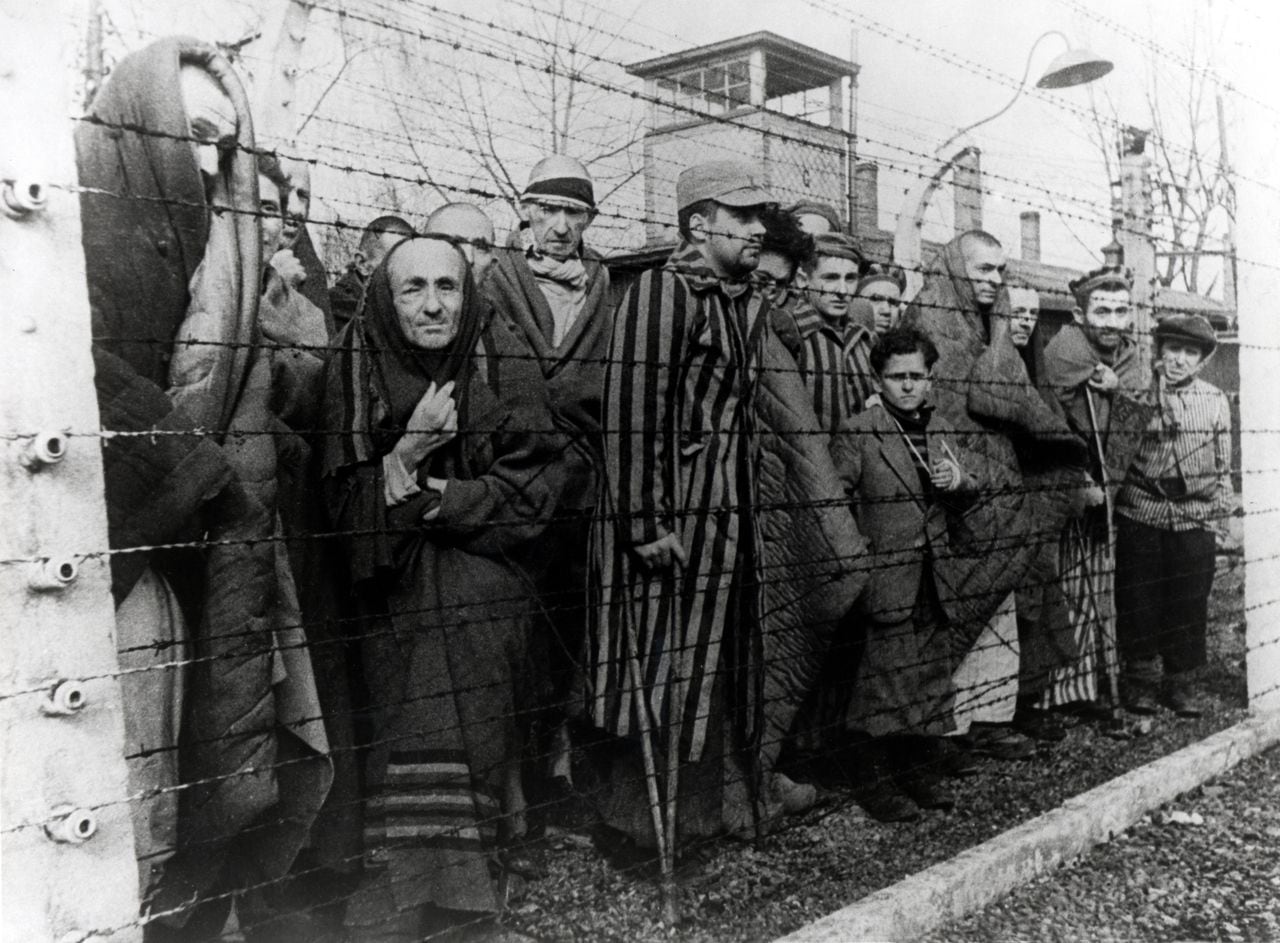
[321,234,563,941]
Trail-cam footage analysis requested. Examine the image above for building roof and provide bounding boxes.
[625,31,856,98]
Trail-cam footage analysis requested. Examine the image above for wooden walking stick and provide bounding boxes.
[1085,388,1123,721]
[619,569,677,924]
[660,562,685,927]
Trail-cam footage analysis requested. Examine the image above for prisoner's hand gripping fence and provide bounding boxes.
[4,4,1278,941]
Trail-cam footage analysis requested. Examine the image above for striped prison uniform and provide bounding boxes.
[788,302,876,437]
[592,240,768,763]
[1116,375,1234,532]
[1115,373,1233,678]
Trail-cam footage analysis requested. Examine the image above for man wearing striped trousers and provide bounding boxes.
[591,160,812,846]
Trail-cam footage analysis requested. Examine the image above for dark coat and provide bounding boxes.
[832,399,976,625]
[903,239,1087,641]
[328,264,365,337]
[76,36,283,910]
[323,283,565,913]
[484,237,612,516]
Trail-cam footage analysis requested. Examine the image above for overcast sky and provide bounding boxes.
[78,0,1274,287]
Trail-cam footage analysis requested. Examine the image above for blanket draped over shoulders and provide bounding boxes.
[76,35,287,914]
[903,236,1086,642]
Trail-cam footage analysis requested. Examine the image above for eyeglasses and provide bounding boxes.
[880,371,929,382]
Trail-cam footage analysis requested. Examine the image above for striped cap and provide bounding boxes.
[521,154,595,210]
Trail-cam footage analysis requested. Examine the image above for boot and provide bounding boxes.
[1124,676,1161,715]
[890,737,956,811]
[769,771,818,815]
[852,739,920,823]
[932,735,980,777]
[1013,705,1067,742]
[964,722,1035,760]
[1163,675,1204,717]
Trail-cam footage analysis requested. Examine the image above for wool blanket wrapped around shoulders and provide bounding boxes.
[77,36,305,915]
[903,237,1087,642]
[321,236,565,918]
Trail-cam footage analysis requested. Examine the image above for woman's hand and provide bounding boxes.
[394,380,457,469]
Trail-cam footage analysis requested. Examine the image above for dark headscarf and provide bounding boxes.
[322,234,487,475]
[77,36,261,424]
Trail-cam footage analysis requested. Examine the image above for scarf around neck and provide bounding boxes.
[519,225,588,289]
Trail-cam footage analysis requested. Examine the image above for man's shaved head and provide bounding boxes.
[958,229,1005,309]
[355,214,415,277]
[425,203,497,283]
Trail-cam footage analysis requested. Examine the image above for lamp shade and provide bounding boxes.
[1036,47,1114,89]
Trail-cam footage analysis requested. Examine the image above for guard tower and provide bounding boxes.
[626,31,857,244]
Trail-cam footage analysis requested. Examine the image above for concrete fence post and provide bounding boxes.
[1235,48,1280,714]
[1,4,142,941]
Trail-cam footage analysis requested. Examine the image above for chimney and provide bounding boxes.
[953,148,983,234]
[853,161,879,235]
[1019,211,1041,262]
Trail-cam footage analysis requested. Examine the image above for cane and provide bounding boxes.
[1085,388,1122,722]
[660,559,685,927]
[618,563,677,924]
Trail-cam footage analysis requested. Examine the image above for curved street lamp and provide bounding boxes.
[893,31,1114,297]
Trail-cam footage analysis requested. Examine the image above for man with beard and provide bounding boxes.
[1037,266,1151,711]
[592,160,855,851]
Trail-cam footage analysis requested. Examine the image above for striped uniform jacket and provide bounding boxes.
[787,302,875,437]
[592,241,768,763]
[1117,374,1233,531]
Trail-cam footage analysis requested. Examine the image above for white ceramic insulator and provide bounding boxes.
[20,430,68,470]
[1,179,48,218]
[44,808,97,844]
[41,681,87,716]
[28,556,78,592]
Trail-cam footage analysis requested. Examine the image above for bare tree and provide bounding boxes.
[1083,3,1234,298]
[386,0,647,241]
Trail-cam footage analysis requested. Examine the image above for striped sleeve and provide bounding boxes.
[604,269,683,546]
[796,332,841,435]
[846,331,875,414]
[1212,387,1234,525]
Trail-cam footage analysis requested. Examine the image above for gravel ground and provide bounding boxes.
[917,743,1280,943]
[503,559,1250,942]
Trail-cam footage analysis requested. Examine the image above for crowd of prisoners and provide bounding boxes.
[77,36,1233,942]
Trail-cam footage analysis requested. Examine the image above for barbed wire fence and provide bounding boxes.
[5,1,1280,941]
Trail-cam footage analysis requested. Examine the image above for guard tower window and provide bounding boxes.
[657,57,751,121]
